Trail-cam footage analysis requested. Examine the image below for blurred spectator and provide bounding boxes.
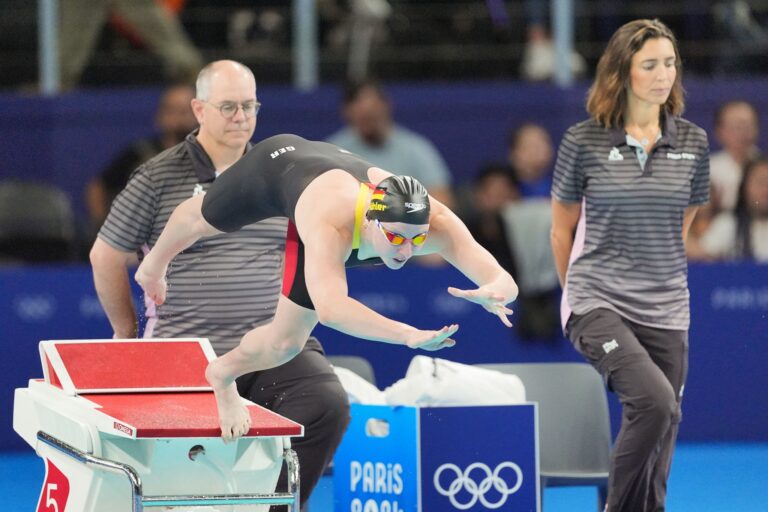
[85,83,197,239]
[519,0,586,81]
[507,122,555,198]
[710,99,762,211]
[326,80,456,208]
[464,163,560,339]
[699,158,768,262]
[60,0,203,89]
[225,1,290,52]
[346,0,392,80]
[464,163,519,275]
[501,197,560,340]
[713,0,768,74]
[222,0,380,59]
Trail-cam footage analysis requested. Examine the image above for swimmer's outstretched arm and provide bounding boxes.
[303,225,457,351]
[428,202,519,327]
[135,194,223,304]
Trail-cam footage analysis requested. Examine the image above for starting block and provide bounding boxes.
[13,338,304,512]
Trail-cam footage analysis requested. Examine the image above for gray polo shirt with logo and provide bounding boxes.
[551,115,710,330]
[98,132,288,354]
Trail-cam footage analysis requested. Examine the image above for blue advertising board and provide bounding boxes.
[334,405,420,511]
[2,262,768,450]
[334,404,540,512]
[421,406,539,511]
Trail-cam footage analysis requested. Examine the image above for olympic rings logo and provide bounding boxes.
[433,462,523,510]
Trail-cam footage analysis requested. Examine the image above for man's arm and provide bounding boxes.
[135,194,222,304]
[303,224,457,350]
[550,199,582,287]
[90,238,140,338]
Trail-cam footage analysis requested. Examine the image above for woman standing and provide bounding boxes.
[550,19,710,511]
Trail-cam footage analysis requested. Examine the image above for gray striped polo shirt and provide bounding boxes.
[552,114,710,330]
[99,132,288,354]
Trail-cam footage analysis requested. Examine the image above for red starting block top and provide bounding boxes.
[33,339,304,439]
[83,392,303,438]
[40,339,216,394]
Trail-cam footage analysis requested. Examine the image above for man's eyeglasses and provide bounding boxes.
[375,220,428,246]
[204,100,261,119]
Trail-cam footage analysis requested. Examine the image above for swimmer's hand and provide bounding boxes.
[405,324,459,351]
[135,259,168,305]
[447,286,515,328]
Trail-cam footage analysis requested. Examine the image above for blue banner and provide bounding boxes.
[2,263,768,450]
[334,405,419,511]
[333,404,539,512]
[420,405,539,512]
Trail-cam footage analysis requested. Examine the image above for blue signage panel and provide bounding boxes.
[334,405,420,512]
[334,404,539,512]
[2,263,768,450]
[419,405,539,512]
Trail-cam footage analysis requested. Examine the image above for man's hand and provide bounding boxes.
[405,324,459,351]
[447,286,515,327]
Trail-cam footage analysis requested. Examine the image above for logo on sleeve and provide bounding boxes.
[192,184,204,197]
[608,147,624,161]
[602,339,619,354]
[270,146,296,159]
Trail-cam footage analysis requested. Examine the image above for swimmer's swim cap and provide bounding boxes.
[366,175,431,225]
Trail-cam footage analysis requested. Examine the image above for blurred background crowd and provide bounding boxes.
[1,0,768,342]
[4,0,768,86]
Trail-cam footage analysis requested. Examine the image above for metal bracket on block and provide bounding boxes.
[37,430,301,511]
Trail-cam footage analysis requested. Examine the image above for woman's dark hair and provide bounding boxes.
[734,158,768,259]
[342,79,389,105]
[587,19,684,128]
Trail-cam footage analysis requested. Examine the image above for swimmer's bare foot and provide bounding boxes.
[206,360,251,442]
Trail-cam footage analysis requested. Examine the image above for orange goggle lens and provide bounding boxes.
[377,221,428,246]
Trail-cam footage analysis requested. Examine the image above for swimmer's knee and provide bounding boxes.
[270,337,304,362]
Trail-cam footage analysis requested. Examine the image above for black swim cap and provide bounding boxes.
[366,175,431,225]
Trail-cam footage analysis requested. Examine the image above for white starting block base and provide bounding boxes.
[13,339,304,512]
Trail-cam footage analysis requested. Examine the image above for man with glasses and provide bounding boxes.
[134,132,520,442]
[90,60,350,511]
[202,99,261,118]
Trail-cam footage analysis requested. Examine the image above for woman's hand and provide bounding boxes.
[404,324,459,351]
[447,286,515,327]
